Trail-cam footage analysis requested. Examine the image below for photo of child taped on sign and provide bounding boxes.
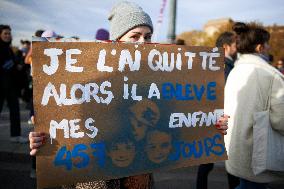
[126,100,177,169]
[107,135,136,168]
[145,129,172,164]
[128,99,160,142]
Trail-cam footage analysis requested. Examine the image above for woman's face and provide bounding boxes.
[225,42,237,59]
[108,141,136,167]
[119,26,152,43]
[0,29,12,43]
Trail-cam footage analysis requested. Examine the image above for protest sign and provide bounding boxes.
[32,40,226,188]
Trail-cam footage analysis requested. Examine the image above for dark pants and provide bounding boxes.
[235,178,267,189]
[196,163,214,189]
[0,74,21,137]
[197,163,240,189]
[32,156,36,169]
[228,172,240,189]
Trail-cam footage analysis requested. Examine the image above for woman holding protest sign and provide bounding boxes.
[108,2,228,187]
[29,1,229,189]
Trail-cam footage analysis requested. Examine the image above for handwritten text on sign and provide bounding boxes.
[32,41,226,188]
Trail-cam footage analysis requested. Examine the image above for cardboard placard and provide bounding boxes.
[32,41,226,188]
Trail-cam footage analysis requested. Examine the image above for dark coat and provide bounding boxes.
[224,57,235,83]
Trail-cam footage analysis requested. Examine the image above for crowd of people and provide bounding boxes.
[1,1,284,189]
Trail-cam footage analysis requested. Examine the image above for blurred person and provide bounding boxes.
[196,31,239,189]
[20,40,31,57]
[41,29,58,38]
[175,38,185,45]
[216,31,237,81]
[71,36,80,40]
[24,30,43,119]
[25,29,45,123]
[276,58,284,74]
[268,54,274,64]
[95,28,109,40]
[25,29,44,65]
[29,1,229,189]
[35,29,44,38]
[24,29,45,120]
[0,24,27,143]
[224,22,284,189]
[25,29,44,179]
[18,40,32,105]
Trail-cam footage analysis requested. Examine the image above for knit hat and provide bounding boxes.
[108,1,153,40]
[95,28,110,40]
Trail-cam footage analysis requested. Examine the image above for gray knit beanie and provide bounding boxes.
[108,1,153,40]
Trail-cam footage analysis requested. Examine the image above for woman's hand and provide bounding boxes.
[215,114,229,135]
[29,132,46,156]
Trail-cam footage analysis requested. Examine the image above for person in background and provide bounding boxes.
[225,22,284,189]
[24,30,44,65]
[29,1,229,188]
[175,38,185,45]
[196,31,238,189]
[41,30,58,38]
[17,40,33,106]
[20,40,31,57]
[71,36,80,40]
[268,54,274,64]
[276,58,284,74]
[216,31,237,81]
[95,28,109,40]
[0,24,27,143]
[24,29,44,179]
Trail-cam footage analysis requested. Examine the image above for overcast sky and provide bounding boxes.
[1,0,283,46]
